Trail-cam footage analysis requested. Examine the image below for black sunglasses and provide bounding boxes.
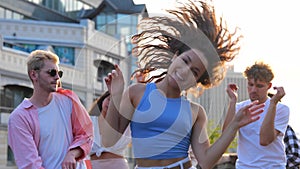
[47,69,63,78]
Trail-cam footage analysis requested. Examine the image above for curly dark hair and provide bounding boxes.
[244,61,274,83]
[131,0,242,89]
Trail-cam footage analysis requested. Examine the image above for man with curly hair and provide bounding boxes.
[223,61,290,168]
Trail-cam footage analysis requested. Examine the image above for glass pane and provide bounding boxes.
[5,9,12,19]
[117,14,131,24]
[0,7,4,18]
[12,12,21,20]
[65,0,72,12]
[106,24,116,36]
[54,46,75,65]
[131,25,137,34]
[107,13,116,23]
[131,15,138,25]
[96,24,106,32]
[96,14,106,25]
[24,44,38,53]
[118,25,130,36]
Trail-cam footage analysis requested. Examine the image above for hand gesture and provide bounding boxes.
[104,64,124,114]
[104,72,112,93]
[104,64,124,95]
[235,101,264,128]
[226,84,238,102]
[270,86,285,103]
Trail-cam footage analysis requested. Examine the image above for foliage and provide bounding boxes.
[207,120,237,153]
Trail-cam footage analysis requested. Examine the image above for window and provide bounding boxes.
[3,42,76,66]
[106,24,116,36]
[5,9,12,18]
[0,7,4,18]
[117,14,131,24]
[97,61,114,82]
[0,85,33,165]
[53,46,75,65]
[106,13,116,23]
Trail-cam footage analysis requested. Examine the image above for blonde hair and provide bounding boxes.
[27,50,60,81]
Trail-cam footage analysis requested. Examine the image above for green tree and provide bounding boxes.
[207,120,237,153]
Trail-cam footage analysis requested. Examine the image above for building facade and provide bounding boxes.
[0,0,146,168]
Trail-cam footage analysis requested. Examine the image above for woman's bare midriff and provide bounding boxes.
[90,152,123,160]
[136,157,186,167]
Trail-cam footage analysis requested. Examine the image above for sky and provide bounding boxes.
[134,0,300,133]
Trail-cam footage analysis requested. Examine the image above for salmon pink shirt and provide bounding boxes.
[8,88,93,169]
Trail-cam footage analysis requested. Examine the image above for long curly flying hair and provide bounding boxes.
[131,0,242,90]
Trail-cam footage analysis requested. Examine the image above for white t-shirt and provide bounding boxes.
[235,98,289,169]
[90,116,131,157]
[38,93,72,169]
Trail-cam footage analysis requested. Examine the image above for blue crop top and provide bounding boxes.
[130,83,193,159]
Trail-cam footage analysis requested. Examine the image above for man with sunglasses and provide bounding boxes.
[7,50,93,169]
